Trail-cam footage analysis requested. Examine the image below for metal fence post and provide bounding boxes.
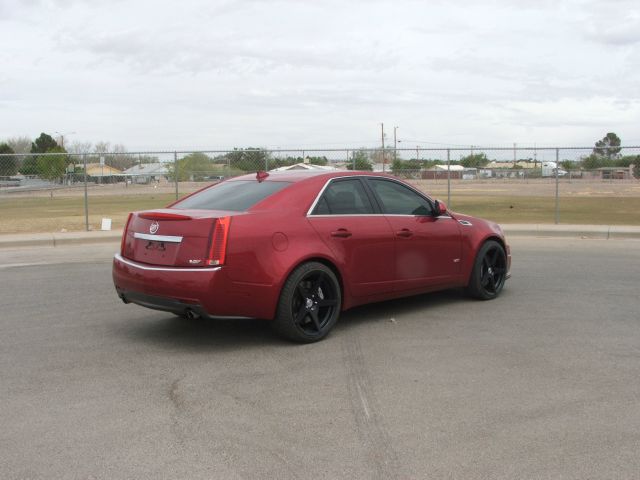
[83,153,89,231]
[265,152,268,171]
[555,148,560,224]
[174,151,179,201]
[447,148,451,207]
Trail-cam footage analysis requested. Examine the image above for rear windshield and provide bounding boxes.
[172,180,291,211]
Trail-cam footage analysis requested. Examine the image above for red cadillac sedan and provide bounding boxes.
[113,170,511,342]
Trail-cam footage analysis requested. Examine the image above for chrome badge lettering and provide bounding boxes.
[149,221,160,234]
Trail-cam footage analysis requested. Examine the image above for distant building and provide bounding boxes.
[422,164,467,180]
[270,162,340,172]
[85,163,123,183]
[122,163,169,183]
[596,167,633,180]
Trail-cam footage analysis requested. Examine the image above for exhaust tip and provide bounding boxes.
[184,308,198,320]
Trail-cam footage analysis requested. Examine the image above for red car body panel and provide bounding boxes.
[113,171,511,320]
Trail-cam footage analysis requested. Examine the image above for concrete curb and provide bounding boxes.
[0,224,639,249]
[0,231,122,249]
[503,224,640,239]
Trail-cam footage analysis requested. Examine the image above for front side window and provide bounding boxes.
[173,180,290,211]
[368,179,433,216]
[311,178,374,215]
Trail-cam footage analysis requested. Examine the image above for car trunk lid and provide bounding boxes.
[122,209,234,267]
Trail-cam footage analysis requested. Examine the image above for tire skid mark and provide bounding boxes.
[342,334,400,480]
[167,374,189,453]
[165,374,300,477]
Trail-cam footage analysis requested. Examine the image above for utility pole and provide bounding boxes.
[393,126,398,162]
[381,123,385,172]
[513,142,517,167]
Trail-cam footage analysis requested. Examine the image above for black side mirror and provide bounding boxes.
[433,200,448,216]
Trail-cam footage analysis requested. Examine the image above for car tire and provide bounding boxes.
[466,240,507,300]
[272,262,342,343]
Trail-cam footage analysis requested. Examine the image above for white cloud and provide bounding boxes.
[1,0,639,149]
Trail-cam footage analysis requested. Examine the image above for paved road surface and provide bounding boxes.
[1,238,639,479]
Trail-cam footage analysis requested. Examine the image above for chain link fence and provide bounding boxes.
[0,146,638,233]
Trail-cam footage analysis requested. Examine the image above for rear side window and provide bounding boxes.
[173,180,290,211]
[311,178,374,215]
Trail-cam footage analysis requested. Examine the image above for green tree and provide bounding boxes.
[30,132,58,154]
[459,153,489,168]
[20,156,39,175]
[559,160,574,171]
[168,152,216,181]
[391,158,426,176]
[346,150,373,171]
[582,154,612,170]
[616,155,640,178]
[220,148,272,172]
[0,143,18,176]
[593,132,621,159]
[37,146,68,181]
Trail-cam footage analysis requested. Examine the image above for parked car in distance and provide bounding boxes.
[113,170,511,342]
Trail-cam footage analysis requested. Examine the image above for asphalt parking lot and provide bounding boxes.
[1,237,639,479]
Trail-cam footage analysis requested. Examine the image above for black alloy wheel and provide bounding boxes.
[467,240,507,300]
[273,262,341,343]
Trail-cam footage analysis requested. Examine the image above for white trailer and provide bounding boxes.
[542,161,567,177]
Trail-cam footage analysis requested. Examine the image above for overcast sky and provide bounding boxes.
[1,0,639,151]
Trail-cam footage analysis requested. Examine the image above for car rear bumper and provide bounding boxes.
[112,253,276,319]
[116,289,211,318]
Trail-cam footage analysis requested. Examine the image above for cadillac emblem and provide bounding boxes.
[149,221,160,234]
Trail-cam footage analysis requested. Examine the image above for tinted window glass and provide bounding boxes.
[311,179,374,215]
[173,180,290,211]
[369,179,433,216]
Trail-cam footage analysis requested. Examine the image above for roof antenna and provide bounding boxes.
[256,171,269,183]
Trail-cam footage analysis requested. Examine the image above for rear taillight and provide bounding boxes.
[206,217,231,266]
[121,213,133,256]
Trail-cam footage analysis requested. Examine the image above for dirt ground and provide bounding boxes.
[2,178,639,200]
[1,178,639,234]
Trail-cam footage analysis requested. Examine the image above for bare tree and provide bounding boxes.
[110,144,135,170]
[4,136,33,171]
[67,141,93,169]
[6,136,32,154]
[67,141,93,155]
[93,141,111,154]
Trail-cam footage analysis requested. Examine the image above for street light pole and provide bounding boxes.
[381,123,385,172]
[55,131,76,149]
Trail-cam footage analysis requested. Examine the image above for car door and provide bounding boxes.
[307,177,396,297]
[365,177,462,292]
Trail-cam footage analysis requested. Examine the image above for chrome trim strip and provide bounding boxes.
[134,233,183,243]
[306,175,438,217]
[306,177,334,216]
[114,254,221,272]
